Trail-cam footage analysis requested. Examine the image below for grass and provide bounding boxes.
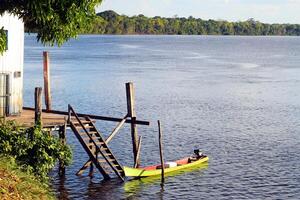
[0,156,56,200]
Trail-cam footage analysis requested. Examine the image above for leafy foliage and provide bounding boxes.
[0,156,55,199]
[86,11,300,36]
[0,0,102,46]
[0,27,7,54]
[0,120,72,181]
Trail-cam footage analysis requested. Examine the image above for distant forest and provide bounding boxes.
[82,10,300,36]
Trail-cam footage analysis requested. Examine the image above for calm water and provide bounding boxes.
[24,35,300,200]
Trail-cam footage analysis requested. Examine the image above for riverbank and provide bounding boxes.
[0,156,55,200]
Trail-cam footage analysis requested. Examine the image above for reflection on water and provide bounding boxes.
[52,162,208,200]
[124,163,208,199]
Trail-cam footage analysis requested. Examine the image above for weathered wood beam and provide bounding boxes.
[76,160,92,176]
[134,136,142,168]
[158,120,165,184]
[126,82,140,167]
[23,107,150,126]
[34,87,42,126]
[43,51,52,111]
[105,115,128,144]
[58,117,67,176]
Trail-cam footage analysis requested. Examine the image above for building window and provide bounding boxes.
[14,71,21,78]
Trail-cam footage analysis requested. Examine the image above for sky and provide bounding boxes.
[97,0,300,24]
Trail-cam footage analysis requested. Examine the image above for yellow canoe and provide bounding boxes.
[124,156,209,177]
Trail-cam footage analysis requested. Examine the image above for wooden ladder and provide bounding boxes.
[68,105,125,181]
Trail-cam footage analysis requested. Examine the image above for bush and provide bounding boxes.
[0,120,72,181]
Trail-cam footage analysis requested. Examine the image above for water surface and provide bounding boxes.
[24,35,300,199]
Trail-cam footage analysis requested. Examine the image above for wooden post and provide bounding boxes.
[34,87,42,126]
[43,51,52,111]
[134,136,142,168]
[158,120,165,185]
[59,117,67,176]
[126,82,140,167]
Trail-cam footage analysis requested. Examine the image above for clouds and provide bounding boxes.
[97,0,300,23]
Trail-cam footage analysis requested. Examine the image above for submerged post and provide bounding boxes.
[59,117,67,176]
[158,120,165,185]
[126,82,140,167]
[34,87,42,126]
[43,51,52,111]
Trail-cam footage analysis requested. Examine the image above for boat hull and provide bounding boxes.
[124,156,209,177]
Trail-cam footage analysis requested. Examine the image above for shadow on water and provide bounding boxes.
[53,163,208,199]
[56,174,70,200]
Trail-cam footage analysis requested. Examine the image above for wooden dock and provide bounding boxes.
[6,108,67,128]
[6,107,150,129]
[4,81,150,180]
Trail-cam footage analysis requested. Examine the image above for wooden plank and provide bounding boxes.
[34,87,42,125]
[158,120,165,184]
[105,115,127,144]
[76,160,92,176]
[134,136,142,168]
[43,51,52,111]
[126,82,140,167]
[23,107,150,126]
[58,118,67,176]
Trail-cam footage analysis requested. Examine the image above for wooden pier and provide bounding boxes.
[3,52,152,181]
[7,108,67,128]
[5,81,150,181]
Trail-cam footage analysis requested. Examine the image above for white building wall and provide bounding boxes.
[0,13,24,115]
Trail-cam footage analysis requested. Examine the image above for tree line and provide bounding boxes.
[84,10,300,36]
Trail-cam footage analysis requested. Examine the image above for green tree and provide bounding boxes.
[0,0,103,53]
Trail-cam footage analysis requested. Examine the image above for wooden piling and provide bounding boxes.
[34,87,42,126]
[158,120,165,184]
[59,117,67,176]
[126,82,140,168]
[43,51,52,111]
[134,136,142,168]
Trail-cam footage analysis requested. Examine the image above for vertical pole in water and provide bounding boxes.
[43,51,52,111]
[59,117,67,176]
[158,120,165,185]
[126,82,140,168]
[34,87,42,126]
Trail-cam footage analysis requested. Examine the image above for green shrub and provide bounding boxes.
[0,120,72,181]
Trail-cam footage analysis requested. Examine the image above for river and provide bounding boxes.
[24,35,300,199]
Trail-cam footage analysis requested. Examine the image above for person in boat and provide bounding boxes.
[188,149,203,163]
[194,149,203,158]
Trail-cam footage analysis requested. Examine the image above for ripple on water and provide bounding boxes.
[24,35,300,199]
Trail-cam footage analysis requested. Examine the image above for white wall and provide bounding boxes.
[0,13,24,115]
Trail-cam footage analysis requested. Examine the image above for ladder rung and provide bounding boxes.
[114,164,123,169]
[98,159,115,163]
[83,136,99,140]
[76,125,94,129]
[94,141,105,146]
[79,131,95,136]
[88,131,98,135]
[72,121,91,125]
